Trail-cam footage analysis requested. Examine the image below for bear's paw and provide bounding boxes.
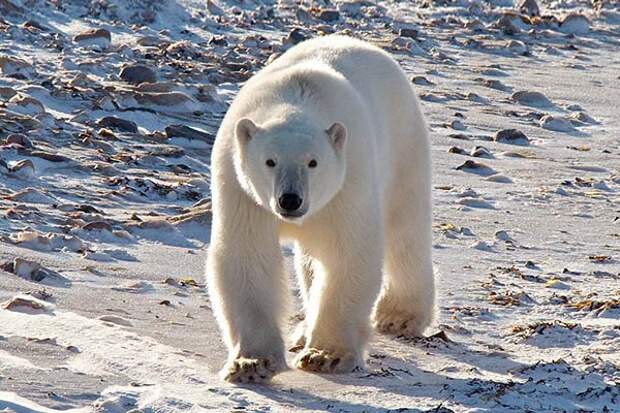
[221,357,278,384]
[295,347,360,373]
[373,308,428,338]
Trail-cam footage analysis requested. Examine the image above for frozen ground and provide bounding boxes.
[1,0,619,412]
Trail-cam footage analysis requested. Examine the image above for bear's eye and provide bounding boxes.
[266,159,276,168]
[308,159,317,168]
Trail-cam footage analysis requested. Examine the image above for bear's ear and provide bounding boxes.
[235,118,258,144]
[326,122,346,153]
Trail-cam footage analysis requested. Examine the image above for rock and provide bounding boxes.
[507,40,528,55]
[456,160,497,176]
[98,315,133,327]
[486,174,513,183]
[73,28,111,49]
[539,115,574,132]
[29,151,71,162]
[0,86,17,99]
[317,9,340,21]
[569,111,597,124]
[411,76,434,86]
[97,116,138,133]
[7,258,47,282]
[3,296,49,312]
[0,56,35,78]
[471,240,494,252]
[449,120,465,131]
[399,28,418,39]
[82,221,113,232]
[0,0,23,15]
[494,129,529,145]
[511,90,553,107]
[448,146,467,155]
[134,82,175,93]
[495,230,514,242]
[457,197,495,209]
[97,128,118,140]
[165,41,200,58]
[133,92,199,113]
[284,28,307,45]
[165,125,215,144]
[9,159,35,178]
[7,95,45,115]
[119,64,157,84]
[519,0,540,17]
[465,19,485,31]
[496,13,523,35]
[471,146,492,158]
[560,14,591,35]
[137,35,167,47]
[5,133,33,148]
[478,78,511,91]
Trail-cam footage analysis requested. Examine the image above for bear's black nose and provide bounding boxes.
[278,193,303,212]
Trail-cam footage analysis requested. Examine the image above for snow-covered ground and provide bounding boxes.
[1,0,619,411]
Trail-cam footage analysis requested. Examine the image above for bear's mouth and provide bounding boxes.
[277,210,306,219]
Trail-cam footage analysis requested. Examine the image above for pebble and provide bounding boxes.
[165,125,215,144]
[284,28,307,45]
[7,95,46,115]
[569,111,597,124]
[5,258,49,282]
[539,115,575,132]
[119,64,157,84]
[399,28,418,39]
[411,76,434,86]
[494,129,530,145]
[5,133,33,148]
[511,91,553,107]
[456,160,497,176]
[0,56,35,78]
[519,0,540,17]
[471,146,492,158]
[507,40,528,55]
[478,78,511,92]
[486,174,513,183]
[451,120,466,130]
[495,12,524,35]
[317,9,340,22]
[137,35,166,47]
[448,146,467,155]
[457,197,495,209]
[73,28,111,49]
[132,92,199,113]
[97,116,138,133]
[3,296,49,312]
[471,240,494,252]
[495,230,515,242]
[560,14,591,35]
[98,315,133,327]
[9,159,35,178]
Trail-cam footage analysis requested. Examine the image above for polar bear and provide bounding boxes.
[207,35,435,383]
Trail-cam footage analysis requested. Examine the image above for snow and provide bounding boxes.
[1,0,619,411]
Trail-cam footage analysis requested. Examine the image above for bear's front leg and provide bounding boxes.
[207,202,289,383]
[295,222,383,373]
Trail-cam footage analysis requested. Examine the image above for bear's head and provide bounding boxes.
[234,116,346,223]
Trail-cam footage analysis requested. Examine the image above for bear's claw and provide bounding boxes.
[222,357,276,384]
[374,310,426,338]
[295,348,358,373]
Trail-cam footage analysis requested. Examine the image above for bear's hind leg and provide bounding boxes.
[373,204,436,338]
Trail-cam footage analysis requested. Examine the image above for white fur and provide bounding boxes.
[207,35,435,383]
